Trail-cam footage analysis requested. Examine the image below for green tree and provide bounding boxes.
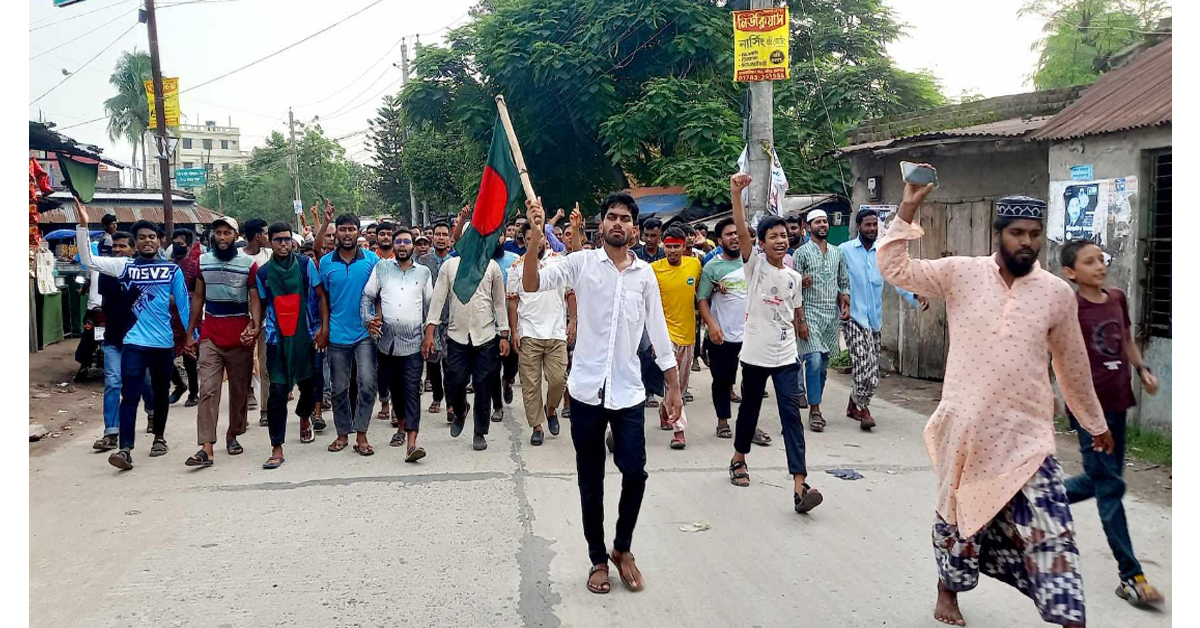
[103,50,152,188]
[400,0,946,207]
[1020,0,1171,89]
[366,94,411,217]
[202,125,382,225]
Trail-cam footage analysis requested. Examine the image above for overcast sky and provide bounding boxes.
[28,0,1046,171]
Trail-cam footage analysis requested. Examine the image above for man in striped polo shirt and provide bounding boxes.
[182,217,257,468]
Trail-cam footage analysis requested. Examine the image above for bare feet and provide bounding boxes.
[934,582,965,626]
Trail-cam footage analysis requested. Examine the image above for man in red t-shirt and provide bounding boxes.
[182,217,259,467]
[1060,239,1164,608]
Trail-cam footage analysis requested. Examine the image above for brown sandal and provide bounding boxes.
[327,439,348,452]
[586,563,611,594]
[610,549,644,592]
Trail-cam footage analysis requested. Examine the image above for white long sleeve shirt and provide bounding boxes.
[534,248,675,410]
[425,257,509,345]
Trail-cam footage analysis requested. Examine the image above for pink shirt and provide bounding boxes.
[877,217,1106,536]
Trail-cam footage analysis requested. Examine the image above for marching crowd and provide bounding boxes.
[70,166,1164,623]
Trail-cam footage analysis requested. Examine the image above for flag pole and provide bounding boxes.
[494,95,537,201]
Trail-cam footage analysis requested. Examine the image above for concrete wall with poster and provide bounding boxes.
[1046,125,1172,432]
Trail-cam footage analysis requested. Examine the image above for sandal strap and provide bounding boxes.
[730,460,747,471]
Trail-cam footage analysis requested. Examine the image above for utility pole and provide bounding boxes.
[400,38,418,227]
[143,0,174,235]
[288,107,302,231]
[746,0,775,226]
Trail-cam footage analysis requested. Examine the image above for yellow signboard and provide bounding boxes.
[733,7,790,82]
[145,77,180,128]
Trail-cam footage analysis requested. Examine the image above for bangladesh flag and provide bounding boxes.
[453,117,523,304]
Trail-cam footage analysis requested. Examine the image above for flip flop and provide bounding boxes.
[299,424,315,444]
[390,433,406,448]
[609,550,644,592]
[353,444,375,456]
[669,434,686,450]
[185,449,213,468]
[262,455,285,470]
[405,446,426,463]
[312,416,327,432]
[328,439,349,452]
[226,438,244,456]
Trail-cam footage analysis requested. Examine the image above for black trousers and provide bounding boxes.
[171,353,199,394]
[382,352,424,432]
[377,349,392,404]
[708,340,742,420]
[445,337,499,436]
[426,360,444,402]
[490,349,519,410]
[267,379,314,447]
[737,361,807,476]
[570,397,647,566]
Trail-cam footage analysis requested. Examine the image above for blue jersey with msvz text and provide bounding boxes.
[119,258,191,350]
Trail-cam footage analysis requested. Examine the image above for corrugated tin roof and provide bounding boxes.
[1030,38,1172,141]
[833,116,1054,157]
[40,204,218,225]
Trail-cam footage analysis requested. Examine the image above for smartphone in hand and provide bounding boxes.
[900,161,938,187]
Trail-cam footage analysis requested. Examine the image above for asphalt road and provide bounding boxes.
[29,367,1172,628]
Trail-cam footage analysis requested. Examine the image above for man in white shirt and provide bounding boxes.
[507,222,577,446]
[522,193,683,596]
[364,227,433,462]
[727,174,824,516]
[422,246,510,452]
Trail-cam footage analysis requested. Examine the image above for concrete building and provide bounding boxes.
[1031,38,1172,433]
[146,119,250,191]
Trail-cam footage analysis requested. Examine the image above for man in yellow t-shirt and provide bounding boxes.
[651,225,702,450]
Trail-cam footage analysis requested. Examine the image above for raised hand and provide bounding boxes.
[730,173,752,194]
[73,197,90,226]
[570,203,583,229]
[525,197,545,230]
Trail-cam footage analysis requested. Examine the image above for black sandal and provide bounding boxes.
[390,432,406,448]
[729,460,750,487]
[794,483,824,514]
[149,439,169,457]
[226,438,244,456]
[262,455,285,470]
[185,449,213,468]
[715,422,732,439]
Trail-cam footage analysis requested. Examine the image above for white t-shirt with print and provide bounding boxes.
[739,253,803,368]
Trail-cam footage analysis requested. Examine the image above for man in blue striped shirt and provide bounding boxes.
[838,209,928,430]
[76,200,190,471]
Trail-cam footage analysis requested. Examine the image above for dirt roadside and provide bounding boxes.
[29,340,108,458]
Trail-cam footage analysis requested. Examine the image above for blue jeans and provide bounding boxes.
[118,345,173,450]
[327,338,378,436]
[102,344,152,436]
[802,351,830,406]
[1066,410,1143,581]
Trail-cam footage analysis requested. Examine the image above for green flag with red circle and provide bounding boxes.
[453,117,523,304]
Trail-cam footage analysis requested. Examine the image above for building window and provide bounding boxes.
[182,138,192,149]
[221,139,229,150]
[202,139,213,150]
[221,163,229,171]
[183,161,194,168]
[1143,150,1171,338]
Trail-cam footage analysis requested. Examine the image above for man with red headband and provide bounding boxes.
[650,225,702,450]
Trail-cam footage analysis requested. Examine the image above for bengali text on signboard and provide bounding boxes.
[733,7,790,82]
[145,77,180,128]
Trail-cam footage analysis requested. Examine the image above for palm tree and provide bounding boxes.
[103,50,152,188]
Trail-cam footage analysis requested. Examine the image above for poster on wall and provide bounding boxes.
[1064,183,1100,243]
[1046,176,1138,245]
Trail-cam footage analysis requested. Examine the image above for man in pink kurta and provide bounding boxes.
[877,179,1114,628]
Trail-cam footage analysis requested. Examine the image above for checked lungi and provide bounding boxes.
[932,456,1086,626]
[842,318,881,410]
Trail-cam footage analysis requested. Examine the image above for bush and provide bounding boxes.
[830,350,851,368]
